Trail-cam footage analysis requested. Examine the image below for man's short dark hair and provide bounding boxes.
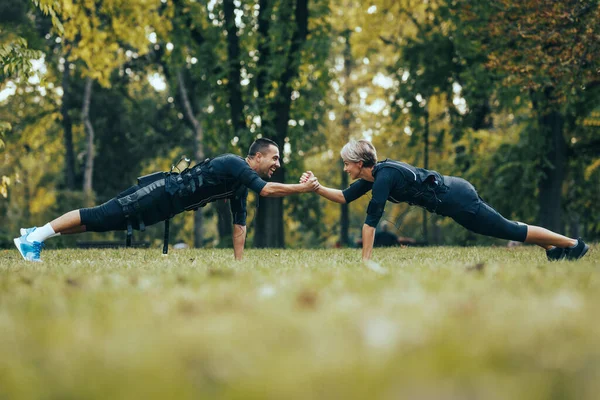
[248,138,279,157]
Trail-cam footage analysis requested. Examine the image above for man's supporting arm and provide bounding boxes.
[233,224,246,260]
[362,224,376,261]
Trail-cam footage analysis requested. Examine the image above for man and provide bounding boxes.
[302,139,589,262]
[15,138,319,262]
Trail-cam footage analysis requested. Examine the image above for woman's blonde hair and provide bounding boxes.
[340,139,377,167]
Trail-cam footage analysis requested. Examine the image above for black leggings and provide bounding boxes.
[438,177,528,242]
[79,184,173,232]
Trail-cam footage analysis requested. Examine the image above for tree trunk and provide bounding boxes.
[177,69,205,248]
[82,77,95,196]
[339,29,352,247]
[23,169,31,221]
[253,0,309,248]
[256,0,271,101]
[569,214,580,238]
[537,108,566,233]
[422,105,429,244]
[216,200,233,247]
[218,0,247,246]
[61,60,76,189]
[216,139,233,247]
[340,158,349,246]
[254,167,285,248]
[471,98,492,131]
[223,0,245,137]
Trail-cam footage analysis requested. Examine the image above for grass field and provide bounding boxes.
[1,245,599,399]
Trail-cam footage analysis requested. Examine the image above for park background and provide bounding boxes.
[1,0,599,250]
[2,2,600,399]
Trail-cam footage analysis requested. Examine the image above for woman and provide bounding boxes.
[302,140,589,262]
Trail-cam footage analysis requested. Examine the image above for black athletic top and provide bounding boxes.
[342,159,445,227]
[178,154,268,226]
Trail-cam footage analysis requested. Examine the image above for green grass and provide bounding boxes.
[1,245,599,399]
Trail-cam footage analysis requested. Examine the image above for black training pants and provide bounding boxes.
[79,182,174,232]
[437,177,528,242]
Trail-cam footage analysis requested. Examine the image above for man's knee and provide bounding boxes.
[80,199,126,232]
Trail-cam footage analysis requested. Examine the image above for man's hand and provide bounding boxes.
[300,171,315,184]
[300,176,320,192]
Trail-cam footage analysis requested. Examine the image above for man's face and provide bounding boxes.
[343,160,362,180]
[256,145,281,178]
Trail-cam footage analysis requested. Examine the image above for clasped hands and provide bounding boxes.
[299,171,319,192]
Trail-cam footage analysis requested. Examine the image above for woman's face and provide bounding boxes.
[343,159,362,180]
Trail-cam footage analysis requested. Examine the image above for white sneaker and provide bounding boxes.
[20,227,37,236]
[14,230,44,262]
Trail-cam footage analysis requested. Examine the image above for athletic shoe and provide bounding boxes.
[20,227,37,236]
[546,247,566,261]
[13,234,44,262]
[564,238,589,261]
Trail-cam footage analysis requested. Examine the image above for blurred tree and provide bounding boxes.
[451,0,600,232]
[0,0,61,85]
[3,0,599,250]
[158,0,215,248]
[252,0,310,248]
[0,0,186,246]
[57,0,168,194]
[375,0,460,243]
[0,0,60,203]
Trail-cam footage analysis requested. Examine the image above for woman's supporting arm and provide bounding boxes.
[361,224,376,261]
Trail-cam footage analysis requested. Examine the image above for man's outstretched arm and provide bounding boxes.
[233,224,246,260]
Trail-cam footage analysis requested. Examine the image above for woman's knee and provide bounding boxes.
[467,203,527,241]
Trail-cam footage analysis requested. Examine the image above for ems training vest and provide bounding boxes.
[374,159,447,212]
[167,157,248,213]
[117,155,252,252]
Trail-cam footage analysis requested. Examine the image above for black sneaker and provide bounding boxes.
[564,238,589,261]
[546,247,566,261]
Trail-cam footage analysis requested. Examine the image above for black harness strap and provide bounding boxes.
[117,158,212,253]
[117,178,166,248]
[377,161,446,213]
[163,218,170,255]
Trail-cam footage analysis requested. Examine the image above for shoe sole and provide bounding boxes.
[546,248,566,261]
[13,237,42,262]
[13,238,27,261]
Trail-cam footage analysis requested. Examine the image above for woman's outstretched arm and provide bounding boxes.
[300,171,346,203]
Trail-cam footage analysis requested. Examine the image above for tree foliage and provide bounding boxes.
[1,0,599,248]
[453,0,600,101]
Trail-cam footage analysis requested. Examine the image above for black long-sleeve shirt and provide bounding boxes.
[180,154,268,226]
[342,160,445,227]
